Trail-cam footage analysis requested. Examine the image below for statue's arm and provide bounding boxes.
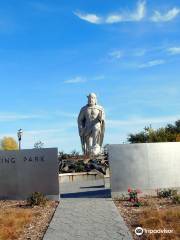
[99,108,105,146]
[101,108,105,121]
[78,110,85,136]
[97,108,105,123]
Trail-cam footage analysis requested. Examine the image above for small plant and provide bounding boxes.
[171,194,180,204]
[27,192,47,206]
[74,162,85,172]
[157,188,177,198]
[128,188,142,207]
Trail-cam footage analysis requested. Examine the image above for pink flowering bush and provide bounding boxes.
[128,188,142,207]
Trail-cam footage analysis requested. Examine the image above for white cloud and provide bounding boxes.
[0,126,79,151]
[25,129,65,136]
[107,115,180,128]
[74,12,102,24]
[74,1,146,24]
[128,0,146,21]
[64,75,105,84]
[0,113,42,122]
[167,47,180,55]
[109,50,123,59]
[74,2,180,25]
[133,49,146,57]
[138,59,165,68]
[106,15,123,24]
[106,0,146,23]
[105,115,180,144]
[54,111,77,118]
[64,76,86,84]
[151,7,180,22]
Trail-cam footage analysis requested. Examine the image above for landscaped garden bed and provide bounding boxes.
[114,189,180,240]
[0,199,58,240]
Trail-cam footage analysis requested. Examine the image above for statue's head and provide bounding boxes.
[87,93,97,106]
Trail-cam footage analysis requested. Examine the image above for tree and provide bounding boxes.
[176,134,180,142]
[34,141,44,149]
[1,137,18,150]
[70,150,80,158]
[128,130,147,143]
[128,120,180,143]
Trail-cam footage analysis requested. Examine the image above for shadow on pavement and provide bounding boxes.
[80,185,105,189]
[60,189,111,198]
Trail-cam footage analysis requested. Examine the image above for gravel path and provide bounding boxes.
[43,179,132,240]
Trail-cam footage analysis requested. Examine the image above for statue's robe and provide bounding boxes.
[78,104,105,154]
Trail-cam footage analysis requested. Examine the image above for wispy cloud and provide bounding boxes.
[167,47,180,55]
[106,0,146,23]
[133,48,146,57]
[0,126,78,150]
[106,48,147,63]
[151,7,180,22]
[64,76,86,84]
[105,15,123,24]
[130,0,146,21]
[74,12,102,24]
[74,1,146,24]
[0,113,42,122]
[74,2,180,25]
[109,50,123,59]
[29,2,59,12]
[24,128,78,150]
[25,128,65,136]
[107,115,180,128]
[138,59,165,68]
[64,75,105,83]
[54,111,77,118]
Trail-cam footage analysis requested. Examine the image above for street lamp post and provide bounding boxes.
[17,129,23,150]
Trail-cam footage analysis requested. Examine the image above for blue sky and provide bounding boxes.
[0,0,180,152]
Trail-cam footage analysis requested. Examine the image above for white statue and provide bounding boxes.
[78,93,105,156]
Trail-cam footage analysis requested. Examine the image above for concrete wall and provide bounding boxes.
[59,172,104,183]
[0,148,59,200]
[108,143,180,197]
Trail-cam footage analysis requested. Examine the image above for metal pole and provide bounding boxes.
[19,139,21,150]
[17,129,22,151]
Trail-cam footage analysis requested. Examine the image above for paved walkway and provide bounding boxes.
[43,179,132,240]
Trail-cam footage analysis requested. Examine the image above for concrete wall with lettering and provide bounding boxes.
[108,143,180,198]
[0,148,59,200]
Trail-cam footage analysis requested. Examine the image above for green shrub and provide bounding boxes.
[27,192,47,206]
[157,188,177,198]
[171,194,180,204]
[74,162,85,172]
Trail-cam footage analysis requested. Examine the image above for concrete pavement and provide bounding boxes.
[43,179,132,240]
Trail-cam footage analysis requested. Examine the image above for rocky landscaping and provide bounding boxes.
[59,155,109,175]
